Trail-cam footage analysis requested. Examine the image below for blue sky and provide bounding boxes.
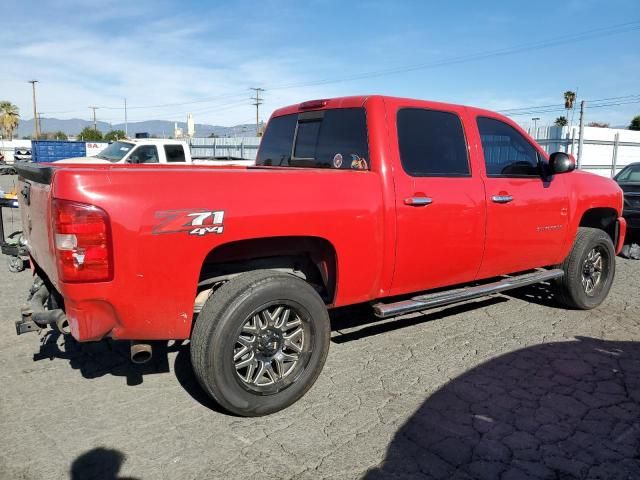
[1,0,639,128]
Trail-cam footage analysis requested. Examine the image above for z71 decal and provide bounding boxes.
[153,209,225,236]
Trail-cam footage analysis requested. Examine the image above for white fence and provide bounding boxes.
[3,130,640,177]
[189,137,261,160]
[528,126,640,177]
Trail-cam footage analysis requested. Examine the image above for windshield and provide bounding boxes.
[96,141,135,162]
[616,164,640,183]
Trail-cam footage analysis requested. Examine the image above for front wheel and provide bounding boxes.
[190,270,331,416]
[554,227,616,309]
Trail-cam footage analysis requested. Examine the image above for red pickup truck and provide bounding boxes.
[16,95,626,416]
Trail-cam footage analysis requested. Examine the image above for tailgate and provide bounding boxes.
[16,163,58,284]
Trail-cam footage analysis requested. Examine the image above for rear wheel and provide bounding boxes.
[554,227,616,309]
[190,270,330,416]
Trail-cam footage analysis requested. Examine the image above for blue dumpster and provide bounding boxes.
[31,141,87,163]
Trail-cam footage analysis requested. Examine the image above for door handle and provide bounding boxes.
[404,196,433,206]
[491,195,513,204]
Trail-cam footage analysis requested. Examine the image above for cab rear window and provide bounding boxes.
[256,108,369,170]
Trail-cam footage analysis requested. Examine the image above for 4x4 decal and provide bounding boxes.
[153,209,225,236]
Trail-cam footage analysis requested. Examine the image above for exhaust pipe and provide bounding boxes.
[130,342,153,364]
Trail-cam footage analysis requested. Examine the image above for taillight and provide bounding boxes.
[52,199,113,282]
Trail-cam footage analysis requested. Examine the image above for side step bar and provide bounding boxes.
[373,268,564,319]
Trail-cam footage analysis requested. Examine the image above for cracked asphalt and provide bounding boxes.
[1,174,640,480]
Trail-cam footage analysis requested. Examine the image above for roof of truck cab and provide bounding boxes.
[271,95,503,119]
[123,139,188,145]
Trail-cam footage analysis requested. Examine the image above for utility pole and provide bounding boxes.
[28,80,40,140]
[124,98,128,138]
[89,106,99,132]
[250,87,264,136]
[577,100,585,169]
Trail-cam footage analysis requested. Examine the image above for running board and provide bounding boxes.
[373,269,564,319]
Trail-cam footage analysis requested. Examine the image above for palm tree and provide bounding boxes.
[554,116,568,127]
[0,101,20,140]
[563,91,576,110]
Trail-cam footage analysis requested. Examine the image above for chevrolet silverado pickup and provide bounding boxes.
[15,95,626,416]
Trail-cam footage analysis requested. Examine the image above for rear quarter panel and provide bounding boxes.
[50,165,384,340]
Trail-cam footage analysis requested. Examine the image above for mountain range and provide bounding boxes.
[17,118,258,138]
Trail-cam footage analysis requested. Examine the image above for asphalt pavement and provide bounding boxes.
[1,174,639,479]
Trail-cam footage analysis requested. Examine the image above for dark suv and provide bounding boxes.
[615,162,640,242]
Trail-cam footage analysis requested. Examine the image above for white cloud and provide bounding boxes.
[3,0,638,130]
[0,1,346,126]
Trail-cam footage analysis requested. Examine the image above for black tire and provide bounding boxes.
[190,270,331,416]
[554,227,616,309]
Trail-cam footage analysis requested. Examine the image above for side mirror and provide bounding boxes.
[549,152,576,174]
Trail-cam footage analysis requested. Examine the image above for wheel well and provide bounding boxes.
[197,236,337,304]
[579,208,618,244]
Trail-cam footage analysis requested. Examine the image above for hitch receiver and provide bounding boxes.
[16,308,42,335]
[16,279,68,335]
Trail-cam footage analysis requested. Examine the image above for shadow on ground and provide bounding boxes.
[364,336,640,480]
[70,447,139,480]
[30,282,623,426]
[503,281,564,309]
[329,297,509,344]
[32,331,183,386]
[30,285,554,413]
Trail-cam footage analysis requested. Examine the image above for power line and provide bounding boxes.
[499,94,640,117]
[265,20,640,90]
[499,93,640,113]
[498,103,564,113]
[122,99,251,123]
[70,19,639,114]
[503,101,640,117]
[97,92,249,111]
[39,109,86,115]
[27,19,640,127]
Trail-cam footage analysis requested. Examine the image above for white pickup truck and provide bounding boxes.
[56,139,254,166]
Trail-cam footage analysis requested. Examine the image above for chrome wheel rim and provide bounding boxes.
[233,303,308,394]
[581,247,605,296]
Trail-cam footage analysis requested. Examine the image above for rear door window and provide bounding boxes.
[397,108,470,176]
[256,114,297,166]
[165,144,186,162]
[257,108,369,169]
